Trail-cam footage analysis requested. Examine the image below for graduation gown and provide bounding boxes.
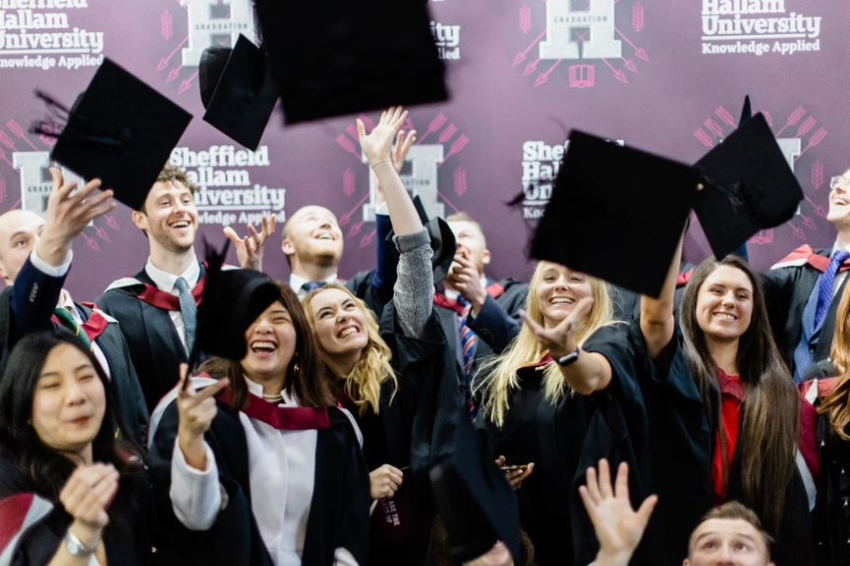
[479,324,660,566]
[149,396,370,566]
[0,257,149,445]
[633,321,813,566]
[97,266,205,412]
[764,245,849,376]
[0,452,151,566]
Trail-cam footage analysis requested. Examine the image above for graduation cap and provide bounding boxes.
[530,112,803,297]
[529,131,701,298]
[429,409,521,563]
[386,195,457,285]
[253,0,448,124]
[200,34,278,151]
[694,110,803,259]
[33,58,192,211]
[188,239,281,369]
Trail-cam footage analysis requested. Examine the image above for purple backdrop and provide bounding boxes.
[0,0,846,300]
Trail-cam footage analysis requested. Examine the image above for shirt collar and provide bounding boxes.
[289,273,338,292]
[831,241,850,256]
[144,255,200,293]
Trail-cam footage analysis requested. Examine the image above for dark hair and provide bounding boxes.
[137,163,197,214]
[0,329,141,500]
[694,501,774,555]
[680,255,799,535]
[197,282,334,409]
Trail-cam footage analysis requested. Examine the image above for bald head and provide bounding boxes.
[0,209,45,284]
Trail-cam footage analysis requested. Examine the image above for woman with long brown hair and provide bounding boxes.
[631,239,811,565]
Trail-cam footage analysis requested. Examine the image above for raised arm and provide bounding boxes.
[520,297,612,395]
[358,107,433,337]
[223,214,277,272]
[640,232,683,360]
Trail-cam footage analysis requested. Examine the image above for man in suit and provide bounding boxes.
[98,164,273,411]
[765,168,850,382]
[0,168,148,444]
[435,212,528,416]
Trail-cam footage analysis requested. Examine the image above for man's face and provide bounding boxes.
[132,180,198,254]
[683,518,773,566]
[827,168,850,228]
[0,210,45,284]
[281,206,343,268]
[448,220,490,276]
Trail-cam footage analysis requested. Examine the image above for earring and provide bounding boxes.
[293,362,300,376]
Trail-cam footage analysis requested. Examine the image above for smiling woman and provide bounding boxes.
[0,329,150,566]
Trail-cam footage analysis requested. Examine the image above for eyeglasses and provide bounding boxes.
[830,175,850,190]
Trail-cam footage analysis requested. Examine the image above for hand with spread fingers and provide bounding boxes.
[59,463,120,551]
[495,455,534,491]
[373,126,417,203]
[369,463,404,500]
[579,459,658,566]
[519,296,594,360]
[37,167,115,267]
[176,364,230,471]
[223,214,277,271]
[358,106,409,169]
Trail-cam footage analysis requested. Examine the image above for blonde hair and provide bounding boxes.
[476,262,613,428]
[820,284,850,439]
[302,284,397,416]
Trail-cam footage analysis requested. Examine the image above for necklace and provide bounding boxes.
[262,393,283,403]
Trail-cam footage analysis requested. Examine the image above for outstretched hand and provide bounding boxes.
[357,106,409,167]
[37,167,114,266]
[176,364,229,470]
[223,214,277,271]
[519,296,594,359]
[579,459,657,566]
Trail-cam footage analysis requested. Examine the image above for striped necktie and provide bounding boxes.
[53,307,93,351]
[458,299,478,417]
[174,277,197,354]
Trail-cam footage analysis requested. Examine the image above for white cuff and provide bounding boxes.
[170,438,221,530]
[334,547,359,566]
[30,247,72,277]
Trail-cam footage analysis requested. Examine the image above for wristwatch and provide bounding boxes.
[556,347,580,367]
[65,531,97,557]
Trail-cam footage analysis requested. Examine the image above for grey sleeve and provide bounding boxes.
[392,228,434,338]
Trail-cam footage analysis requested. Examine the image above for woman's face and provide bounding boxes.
[534,262,592,329]
[694,265,754,344]
[31,343,106,459]
[307,288,369,359]
[241,301,297,383]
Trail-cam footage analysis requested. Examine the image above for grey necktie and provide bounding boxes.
[174,277,197,354]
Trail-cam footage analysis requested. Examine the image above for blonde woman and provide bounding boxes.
[476,260,657,566]
[302,106,442,565]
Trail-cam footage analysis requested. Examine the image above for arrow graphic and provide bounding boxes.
[178,70,198,94]
[5,120,37,150]
[535,59,564,87]
[157,36,188,73]
[338,193,371,226]
[776,105,805,137]
[622,57,638,73]
[513,29,547,66]
[614,27,648,61]
[358,229,377,249]
[601,59,627,84]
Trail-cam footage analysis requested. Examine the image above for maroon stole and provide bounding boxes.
[136,277,207,311]
[217,386,332,430]
[775,244,850,274]
[50,307,110,343]
[676,269,694,288]
[433,281,507,314]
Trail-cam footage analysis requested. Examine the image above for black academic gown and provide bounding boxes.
[342,305,448,565]
[0,257,149,445]
[763,247,847,376]
[149,397,370,566]
[97,266,204,412]
[633,322,813,566]
[479,324,661,566]
[0,451,151,566]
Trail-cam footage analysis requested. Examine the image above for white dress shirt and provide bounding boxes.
[170,378,357,565]
[143,257,200,352]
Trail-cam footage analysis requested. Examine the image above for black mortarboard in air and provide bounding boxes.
[694,110,803,259]
[188,240,281,368]
[200,34,278,151]
[429,410,521,563]
[253,0,448,124]
[529,131,701,298]
[34,58,192,211]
